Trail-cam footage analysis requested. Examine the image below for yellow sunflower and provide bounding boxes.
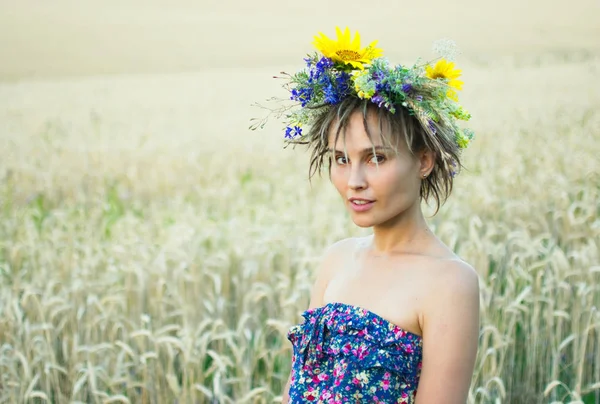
[313,27,383,70]
[425,59,464,100]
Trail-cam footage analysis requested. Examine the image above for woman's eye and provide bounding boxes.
[335,156,348,165]
[369,154,386,164]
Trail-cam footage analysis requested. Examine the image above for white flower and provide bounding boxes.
[432,38,460,62]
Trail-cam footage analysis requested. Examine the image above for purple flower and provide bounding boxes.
[427,119,437,135]
[373,73,390,93]
[372,94,385,107]
[402,83,413,93]
[372,70,385,82]
[449,158,458,177]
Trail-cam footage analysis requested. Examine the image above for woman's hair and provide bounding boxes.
[297,97,462,214]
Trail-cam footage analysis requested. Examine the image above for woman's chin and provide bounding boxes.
[351,215,376,228]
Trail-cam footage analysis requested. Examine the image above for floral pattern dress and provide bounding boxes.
[287,302,423,403]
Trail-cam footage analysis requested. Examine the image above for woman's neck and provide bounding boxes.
[370,204,432,255]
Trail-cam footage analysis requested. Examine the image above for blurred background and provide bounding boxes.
[2,0,599,78]
[1,1,599,403]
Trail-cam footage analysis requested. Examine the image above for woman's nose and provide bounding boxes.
[348,164,367,190]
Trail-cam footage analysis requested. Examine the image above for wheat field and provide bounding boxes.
[1,1,600,403]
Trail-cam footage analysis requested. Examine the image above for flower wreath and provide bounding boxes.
[251,27,474,174]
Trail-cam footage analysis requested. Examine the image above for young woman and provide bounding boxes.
[267,28,480,403]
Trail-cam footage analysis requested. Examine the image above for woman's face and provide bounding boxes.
[328,109,427,228]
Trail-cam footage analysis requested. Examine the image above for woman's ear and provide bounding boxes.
[419,149,436,177]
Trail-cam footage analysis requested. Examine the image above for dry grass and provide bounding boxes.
[1,10,600,401]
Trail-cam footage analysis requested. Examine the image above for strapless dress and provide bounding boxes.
[287,302,423,403]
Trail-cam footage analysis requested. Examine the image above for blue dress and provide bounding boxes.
[287,302,423,403]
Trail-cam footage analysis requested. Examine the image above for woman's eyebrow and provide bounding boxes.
[327,145,393,154]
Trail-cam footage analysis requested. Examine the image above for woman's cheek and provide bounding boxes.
[330,166,346,193]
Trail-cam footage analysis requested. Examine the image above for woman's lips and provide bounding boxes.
[348,198,375,212]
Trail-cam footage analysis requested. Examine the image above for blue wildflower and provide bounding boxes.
[284,126,293,139]
[291,86,313,107]
[402,83,413,93]
[323,82,338,104]
[308,57,333,82]
[316,57,334,71]
[336,72,351,96]
[284,125,303,139]
[320,71,351,104]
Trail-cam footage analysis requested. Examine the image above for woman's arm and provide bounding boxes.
[282,373,292,403]
[414,261,480,404]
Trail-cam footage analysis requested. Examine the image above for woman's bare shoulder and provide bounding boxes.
[306,237,364,310]
[434,256,477,278]
[424,257,480,303]
[315,237,366,278]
